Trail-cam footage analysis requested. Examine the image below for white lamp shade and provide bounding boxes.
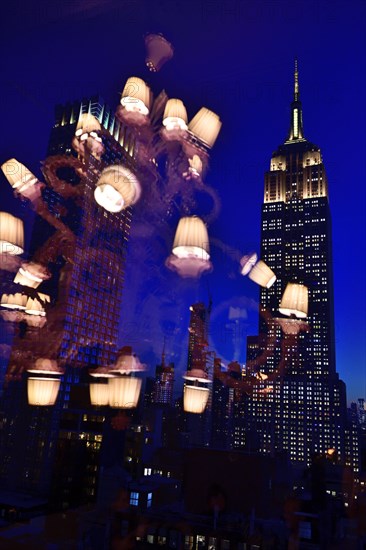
[121,77,151,115]
[108,376,142,409]
[114,351,144,374]
[0,212,24,255]
[19,262,50,283]
[14,271,40,289]
[1,159,38,193]
[188,108,222,148]
[0,293,27,310]
[163,99,188,130]
[172,216,210,261]
[90,383,110,406]
[75,113,101,137]
[240,252,258,276]
[279,283,308,318]
[183,385,210,414]
[145,34,174,72]
[248,260,276,288]
[27,358,59,375]
[94,165,141,213]
[25,293,50,316]
[27,377,60,406]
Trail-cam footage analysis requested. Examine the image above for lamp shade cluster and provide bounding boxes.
[89,347,144,408]
[94,165,141,213]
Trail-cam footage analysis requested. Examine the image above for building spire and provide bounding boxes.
[294,58,299,101]
[287,58,304,141]
[161,336,166,367]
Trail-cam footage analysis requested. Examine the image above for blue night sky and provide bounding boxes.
[1,0,365,403]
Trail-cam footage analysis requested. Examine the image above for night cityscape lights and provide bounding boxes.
[0,26,364,548]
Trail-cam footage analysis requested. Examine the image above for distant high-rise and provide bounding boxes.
[0,96,137,503]
[185,301,212,447]
[239,63,348,467]
[153,344,174,406]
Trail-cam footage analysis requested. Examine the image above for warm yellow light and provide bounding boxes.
[279,283,308,319]
[75,113,101,137]
[90,383,110,406]
[94,165,141,213]
[27,377,60,406]
[183,385,210,414]
[0,212,24,255]
[25,293,50,316]
[188,108,222,148]
[163,99,188,131]
[108,376,142,409]
[172,216,210,261]
[248,260,276,288]
[0,293,27,310]
[121,77,151,115]
[1,159,38,193]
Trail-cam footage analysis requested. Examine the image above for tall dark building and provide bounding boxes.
[240,63,348,467]
[0,96,137,504]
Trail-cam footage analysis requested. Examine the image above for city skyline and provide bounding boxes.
[0,0,365,404]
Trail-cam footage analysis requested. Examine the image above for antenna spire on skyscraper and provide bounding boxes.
[294,58,299,102]
[287,58,304,141]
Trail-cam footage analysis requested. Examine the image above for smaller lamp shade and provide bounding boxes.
[0,293,27,310]
[248,260,276,288]
[0,212,24,255]
[279,283,308,319]
[121,77,151,115]
[183,385,210,414]
[94,165,141,213]
[14,271,40,289]
[90,383,110,406]
[27,358,59,375]
[114,348,144,374]
[240,252,258,276]
[172,216,210,261]
[145,34,174,72]
[19,262,50,284]
[27,377,60,406]
[1,159,38,194]
[188,108,222,148]
[75,113,101,138]
[108,376,142,409]
[163,99,188,131]
[25,293,50,316]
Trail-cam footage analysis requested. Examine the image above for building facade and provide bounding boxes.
[238,64,348,467]
[0,96,137,503]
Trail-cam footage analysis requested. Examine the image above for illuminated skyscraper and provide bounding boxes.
[0,96,137,503]
[240,63,347,467]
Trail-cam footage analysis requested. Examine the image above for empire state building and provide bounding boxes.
[238,62,348,467]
